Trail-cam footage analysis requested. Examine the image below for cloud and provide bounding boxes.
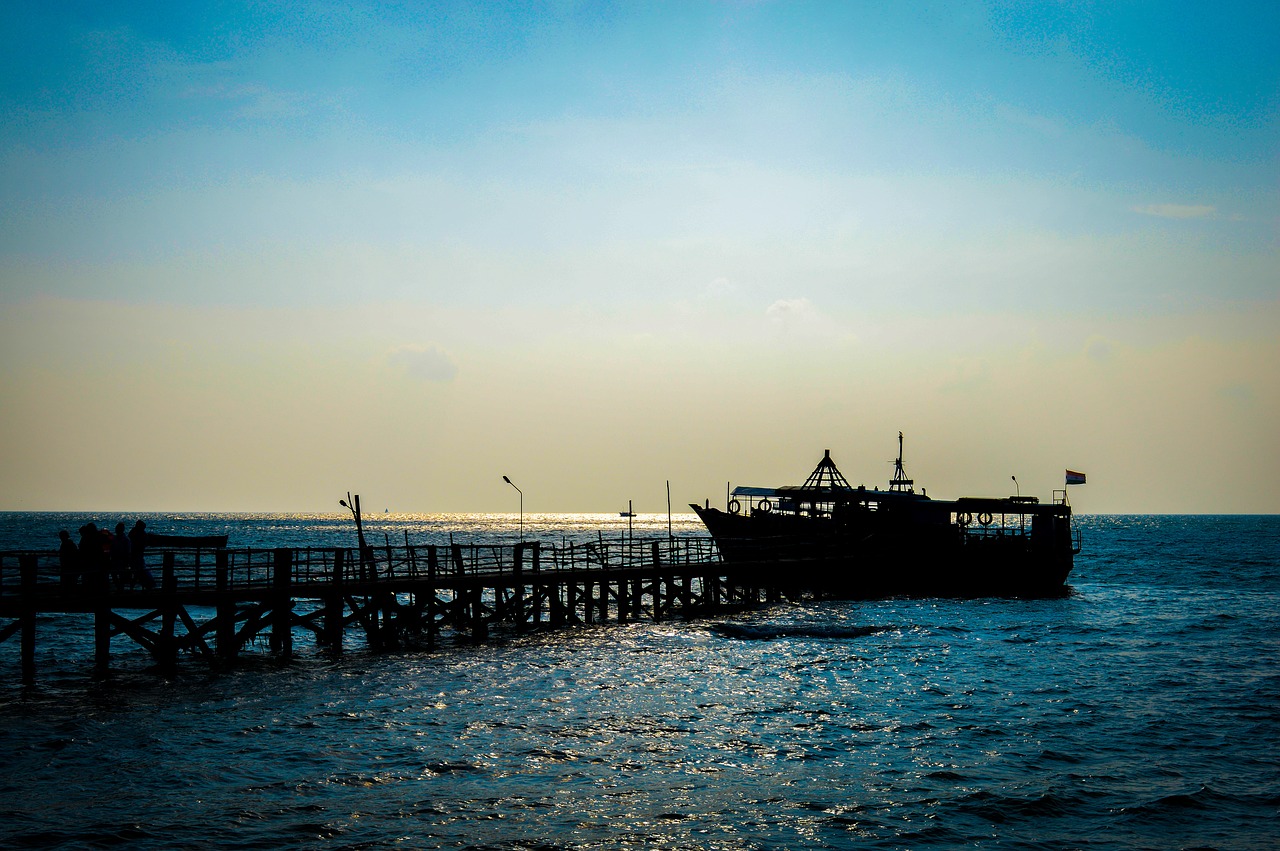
[1132,204,1217,219]
[1218,382,1254,403]
[765,297,814,323]
[706,276,736,297]
[1085,337,1113,363]
[387,344,458,382]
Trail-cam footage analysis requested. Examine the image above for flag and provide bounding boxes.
[1065,470,1086,485]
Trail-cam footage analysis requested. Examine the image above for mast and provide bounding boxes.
[889,431,914,493]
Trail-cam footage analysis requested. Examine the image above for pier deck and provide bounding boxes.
[1,536,781,683]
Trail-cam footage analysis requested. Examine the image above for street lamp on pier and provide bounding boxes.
[502,475,523,542]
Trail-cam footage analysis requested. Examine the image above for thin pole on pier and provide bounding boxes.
[503,475,523,542]
[667,480,672,542]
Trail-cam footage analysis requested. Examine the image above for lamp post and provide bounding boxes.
[339,492,371,579]
[502,475,523,542]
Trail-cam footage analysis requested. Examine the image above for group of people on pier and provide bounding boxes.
[57,520,156,592]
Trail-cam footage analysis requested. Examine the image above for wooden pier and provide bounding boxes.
[0,536,781,683]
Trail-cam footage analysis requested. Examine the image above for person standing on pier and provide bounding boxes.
[57,529,78,590]
[110,522,131,589]
[128,520,154,590]
[78,523,105,589]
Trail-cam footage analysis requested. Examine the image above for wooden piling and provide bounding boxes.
[19,555,36,685]
[93,563,111,678]
[271,548,293,658]
[158,555,178,672]
[323,548,345,654]
[216,551,236,660]
[426,546,439,649]
[512,543,526,628]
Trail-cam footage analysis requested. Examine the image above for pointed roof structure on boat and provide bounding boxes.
[801,450,852,491]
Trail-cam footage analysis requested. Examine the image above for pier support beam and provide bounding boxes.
[471,586,487,640]
[216,551,236,661]
[512,543,526,628]
[323,549,345,655]
[19,555,36,685]
[271,548,293,659]
[426,546,439,649]
[93,565,111,679]
[158,555,178,673]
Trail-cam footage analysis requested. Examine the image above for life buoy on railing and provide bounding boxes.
[978,511,993,526]
[957,512,972,526]
[728,499,741,515]
[757,499,772,513]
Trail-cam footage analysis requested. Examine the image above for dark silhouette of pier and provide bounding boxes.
[1,535,780,683]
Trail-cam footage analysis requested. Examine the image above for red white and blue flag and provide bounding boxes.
[1065,470,1086,485]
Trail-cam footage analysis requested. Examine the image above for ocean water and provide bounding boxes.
[0,513,1277,849]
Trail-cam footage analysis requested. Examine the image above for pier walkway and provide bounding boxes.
[1,536,781,683]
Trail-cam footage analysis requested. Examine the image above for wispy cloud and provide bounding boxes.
[766,297,814,323]
[387,344,458,382]
[1132,204,1217,219]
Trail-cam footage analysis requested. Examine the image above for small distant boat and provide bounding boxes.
[691,434,1080,598]
[619,511,636,518]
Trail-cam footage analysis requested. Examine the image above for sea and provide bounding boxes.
[0,512,1277,850]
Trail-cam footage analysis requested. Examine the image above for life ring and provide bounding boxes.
[978,511,993,526]
[957,512,972,526]
[757,499,772,513]
[729,499,741,515]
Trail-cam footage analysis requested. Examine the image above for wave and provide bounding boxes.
[710,622,891,641]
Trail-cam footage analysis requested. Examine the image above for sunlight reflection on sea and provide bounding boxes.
[0,514,1277,849]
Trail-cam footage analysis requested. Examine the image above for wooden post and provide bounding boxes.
[527,543,541,626]
[426,545,438,650]
[271,548,293,658]
[158,554,178,672]
[550,579,565,627]
[93,556,111,679]
[471,586,487,640]
[648,543,663,621]
[324,548,345,654]
[512,543,526,629]
[216,551,236,661]
[617,572,629,623]
[19,555,37,685]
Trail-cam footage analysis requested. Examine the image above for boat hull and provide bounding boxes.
[691,504,1073,599]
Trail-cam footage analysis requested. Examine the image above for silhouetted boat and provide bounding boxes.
[690,434,1079,598]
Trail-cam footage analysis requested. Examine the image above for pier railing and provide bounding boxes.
[0,536,725,601]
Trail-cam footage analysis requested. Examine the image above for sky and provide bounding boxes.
[0,1,1276,513]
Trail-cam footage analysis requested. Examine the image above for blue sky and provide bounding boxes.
[1,1,1277,511]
